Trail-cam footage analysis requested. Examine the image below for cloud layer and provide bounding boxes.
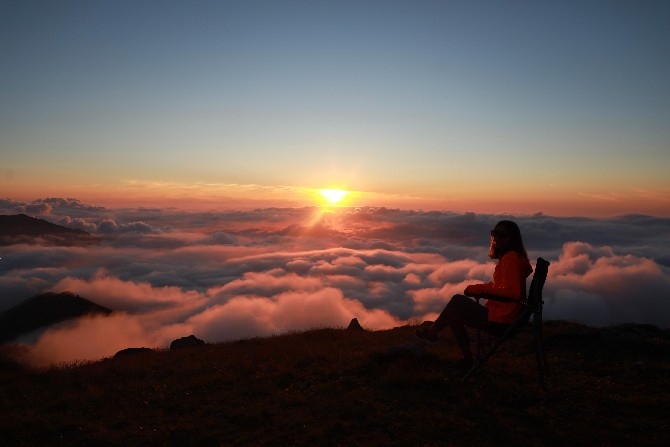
[1,199,669,366]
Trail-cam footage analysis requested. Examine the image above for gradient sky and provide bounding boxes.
[2,0,669,216]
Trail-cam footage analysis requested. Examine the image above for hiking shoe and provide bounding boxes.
[415,327,438,344]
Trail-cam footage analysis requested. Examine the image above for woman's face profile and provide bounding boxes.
[491,225,511,251]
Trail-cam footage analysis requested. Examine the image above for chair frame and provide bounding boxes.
[463,257,551,387]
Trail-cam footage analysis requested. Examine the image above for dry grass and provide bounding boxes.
[1,322,669,446]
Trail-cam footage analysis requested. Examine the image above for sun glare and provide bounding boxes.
[319,188,348,205]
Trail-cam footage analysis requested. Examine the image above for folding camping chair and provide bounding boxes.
[463,257,551,387]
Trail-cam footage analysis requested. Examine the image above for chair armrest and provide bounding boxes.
[469,293,522,304]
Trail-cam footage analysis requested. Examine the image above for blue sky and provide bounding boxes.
[1,0,669,215]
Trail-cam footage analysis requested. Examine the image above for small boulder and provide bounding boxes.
[113,347,154,358]
[170,335,205,350]
[347,318,365,332]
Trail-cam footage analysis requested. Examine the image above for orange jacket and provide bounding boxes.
[466,251,533,323]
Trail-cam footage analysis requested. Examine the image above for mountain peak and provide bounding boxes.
[0,292,112,342]
[0,214,97,245]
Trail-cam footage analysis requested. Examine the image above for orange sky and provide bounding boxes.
[2,1,669,217]
[4,174,668,217]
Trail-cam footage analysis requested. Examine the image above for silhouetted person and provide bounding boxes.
[415,220,532,369]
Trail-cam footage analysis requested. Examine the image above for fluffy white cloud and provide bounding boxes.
[544,242,670,328]
[2,199,670,367]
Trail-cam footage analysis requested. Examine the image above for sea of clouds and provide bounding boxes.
[1,197,669,367]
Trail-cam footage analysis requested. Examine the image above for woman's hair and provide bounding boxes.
[489,220,528,260]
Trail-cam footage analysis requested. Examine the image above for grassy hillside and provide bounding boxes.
[1,321,669,446]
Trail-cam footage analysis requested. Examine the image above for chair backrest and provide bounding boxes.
[468,257,552,384]
[527,257,550,315]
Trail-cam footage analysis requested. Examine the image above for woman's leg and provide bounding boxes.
[432,294,486,331]
[423,295,487,365]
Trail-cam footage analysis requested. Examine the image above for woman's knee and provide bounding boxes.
[447,294,469,309]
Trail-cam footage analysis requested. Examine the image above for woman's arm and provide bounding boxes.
[465,252,525,300]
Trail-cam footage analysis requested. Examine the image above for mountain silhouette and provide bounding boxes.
[0,213,98,245]
[0,292,112,342]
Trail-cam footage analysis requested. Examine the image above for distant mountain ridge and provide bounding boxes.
[0,214,98,245]
[0,292,112,342]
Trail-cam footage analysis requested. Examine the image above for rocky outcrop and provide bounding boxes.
[170,335,205,350]
[347,318,365,332]
[113,347,154,358]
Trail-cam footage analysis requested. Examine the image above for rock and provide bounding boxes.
[113,347,154,358]
[170,335,205,350]
[347,318,365,331]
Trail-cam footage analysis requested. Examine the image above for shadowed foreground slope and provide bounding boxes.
[1,322,669,446]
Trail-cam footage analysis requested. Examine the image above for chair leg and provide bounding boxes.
[539,324,549,378]
[465,330,486,380]
[534,332,545,388]
[465,324,549,387]
[533,319,550,388]
[463,324,517,380]
[475,326,483,363]
[538,323,549,380]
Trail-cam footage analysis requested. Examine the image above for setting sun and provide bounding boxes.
[319,188,348,205]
